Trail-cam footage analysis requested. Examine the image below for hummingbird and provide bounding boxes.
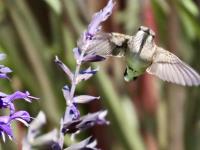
[81,26,200,86]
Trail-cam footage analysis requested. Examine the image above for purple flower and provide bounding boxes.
[63,104,80,124]
[0,91,39,114]
[0,111,31,142]
[0,65,12,79]
[62,110,109,135]
[75,67,99,84]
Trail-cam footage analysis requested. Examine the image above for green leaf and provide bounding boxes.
[180,0,198,16]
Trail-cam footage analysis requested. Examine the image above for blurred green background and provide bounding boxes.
[0,0,200,150]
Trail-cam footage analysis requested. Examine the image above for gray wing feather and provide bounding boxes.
[146,47,200,86]
[83,32,129,57]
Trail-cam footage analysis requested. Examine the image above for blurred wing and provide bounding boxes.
[83,32,129,57]
[146,47,200,86]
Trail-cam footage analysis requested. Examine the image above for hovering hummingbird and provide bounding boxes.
[81,26,200,86]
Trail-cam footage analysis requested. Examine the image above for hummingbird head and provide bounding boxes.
[138,26,155,38]
[130,26,155,53]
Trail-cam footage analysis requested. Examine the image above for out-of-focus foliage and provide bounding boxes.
[0,0,200,150]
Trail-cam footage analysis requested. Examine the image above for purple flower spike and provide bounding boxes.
[87,0,115,39]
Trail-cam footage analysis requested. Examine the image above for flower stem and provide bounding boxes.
[69,45,88,103]
[59,47,86,148]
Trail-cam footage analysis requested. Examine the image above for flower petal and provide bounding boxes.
[0,66,12,73]
[73,95,100,104]
[77,110,109,130]
[55,56,73,81]
[62,110,109,134]
[82,54,106,62]
[73,48,82,64]
[64,136,98,150]
[10,111,31,123]
[0,124,13,140]
[63,104,80,124]
[2,91,38,104]
[62,85,70,102]
[76,67,99,84]
[0,73,9,79]
[0,65,12,79]
[0,116,10,124]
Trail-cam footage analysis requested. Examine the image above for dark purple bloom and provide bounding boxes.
[0,91,39,114]
[0,110,31,142]
[65,136,98,150]
[62,110,109,135]
[63,104,80,124]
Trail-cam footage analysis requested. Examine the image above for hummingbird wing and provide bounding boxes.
[146,47,200,86]
[82,32,130,57]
